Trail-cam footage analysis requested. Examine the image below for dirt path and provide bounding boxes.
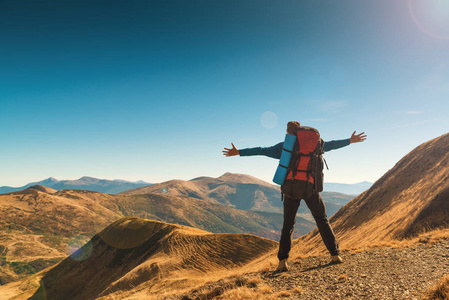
[2,234,63,262]
[174,237,449,299]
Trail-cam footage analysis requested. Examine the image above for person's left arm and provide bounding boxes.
[324,131,366,152]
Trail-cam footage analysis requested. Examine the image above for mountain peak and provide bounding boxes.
[218,172,273,186]
[26,185,57,194]
[79,176,97,180]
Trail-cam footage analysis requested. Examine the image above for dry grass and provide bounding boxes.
[338,274,349,282]
[217,285,291,300]
[246,277,262,288]
[273,290,291,298]
[257,284,273,294]
[343,228,449,256]
[302,226,449,258]
[292,287,304,294]
[217,286,259,299]
[413,228,449,244]
[422,274,449,300]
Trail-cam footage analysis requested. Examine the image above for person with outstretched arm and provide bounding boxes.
[223,121,366,272]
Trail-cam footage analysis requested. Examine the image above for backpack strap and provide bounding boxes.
[290,138,300,181]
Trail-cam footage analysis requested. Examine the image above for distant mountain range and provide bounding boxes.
[0,176,152,195]
[0,175,366,222]
[1,176,371,196]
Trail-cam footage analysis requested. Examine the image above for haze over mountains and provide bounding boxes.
[323,181,372,195]
[1,175,371,197]
[0,177,152,195]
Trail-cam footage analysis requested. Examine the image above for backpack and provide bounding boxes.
[281,126,325,200]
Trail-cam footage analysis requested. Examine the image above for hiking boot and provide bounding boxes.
[331,255,343,264]
[276,259,289,272]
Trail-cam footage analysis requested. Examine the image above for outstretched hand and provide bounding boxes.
[223,143,240,157]
[350,131,367,144]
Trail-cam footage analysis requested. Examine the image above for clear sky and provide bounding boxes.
[1,0,448,187]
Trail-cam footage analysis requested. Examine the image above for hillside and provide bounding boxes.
[8,217,277,300]
[295,132,449,256]
[121,172,355,219]
[0,177,151,195]
[0,186,313,283]
[121,173,279,209]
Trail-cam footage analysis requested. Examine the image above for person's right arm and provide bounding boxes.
[223,142,283,159]
[238,142,283,159]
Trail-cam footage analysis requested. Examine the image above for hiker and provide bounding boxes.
[223,121,366,272]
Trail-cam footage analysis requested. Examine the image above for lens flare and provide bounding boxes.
[409,0,449,40]
[260,111,278,129]
[67,235,93,262]
[33,280,47,300]
[98,218,158,249]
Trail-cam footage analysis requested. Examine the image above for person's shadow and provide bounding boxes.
[301,261,336,272]
[266,261,335,278]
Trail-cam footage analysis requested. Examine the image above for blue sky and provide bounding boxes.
[1,0,448,187]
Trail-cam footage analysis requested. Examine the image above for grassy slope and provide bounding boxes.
[1,187,307,284]
[23,217,277,300]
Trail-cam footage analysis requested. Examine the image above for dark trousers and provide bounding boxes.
[277,193,340,260]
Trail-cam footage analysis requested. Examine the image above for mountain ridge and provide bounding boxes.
[120,172,356,219]
[28,217,278,300]
[0,177,152,195]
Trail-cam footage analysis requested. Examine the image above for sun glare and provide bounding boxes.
[408,0,449,40]
[68,236,93,262]
[260,111,278,129]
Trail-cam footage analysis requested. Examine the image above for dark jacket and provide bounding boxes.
[239,139,350,159]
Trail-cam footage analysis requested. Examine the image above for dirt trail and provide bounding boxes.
[174,237,449,299]
[3,234,63,262]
